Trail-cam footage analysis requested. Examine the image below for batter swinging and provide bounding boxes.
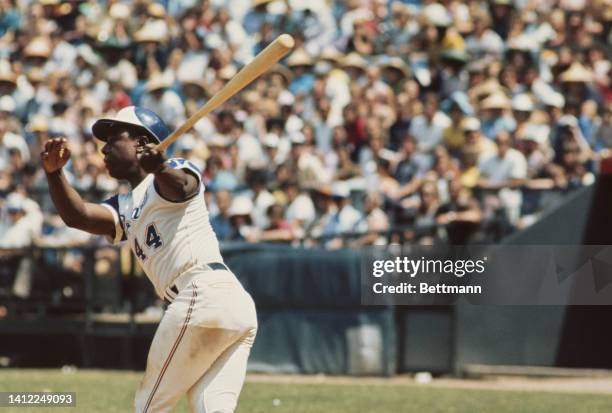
[41,106,257,413]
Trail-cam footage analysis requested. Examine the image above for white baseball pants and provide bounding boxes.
[134,268,257,413]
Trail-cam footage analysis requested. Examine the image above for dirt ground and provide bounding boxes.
[246,373,612,395]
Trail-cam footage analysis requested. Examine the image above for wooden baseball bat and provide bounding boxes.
[155,34,295,152]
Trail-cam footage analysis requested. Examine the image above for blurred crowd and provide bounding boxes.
[0,0,611,251]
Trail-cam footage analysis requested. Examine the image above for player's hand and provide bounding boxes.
[41,137,71,173]
[138,143,167,174]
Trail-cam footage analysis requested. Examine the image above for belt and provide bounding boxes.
[163,262,230,305]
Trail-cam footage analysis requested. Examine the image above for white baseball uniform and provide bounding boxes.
[101,158,257,413]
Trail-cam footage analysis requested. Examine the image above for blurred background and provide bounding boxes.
[0,0,611,378]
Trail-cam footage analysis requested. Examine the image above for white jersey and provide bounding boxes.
[101,158,223,298]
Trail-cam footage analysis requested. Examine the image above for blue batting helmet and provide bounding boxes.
[92,106,171,143]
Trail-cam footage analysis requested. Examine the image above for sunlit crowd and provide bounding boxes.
[0,0,610,251]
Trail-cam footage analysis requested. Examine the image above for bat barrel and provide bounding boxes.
[155,34,295,152]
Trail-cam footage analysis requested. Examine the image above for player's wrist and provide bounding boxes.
[44,168,63,176]
[152,161,168,175]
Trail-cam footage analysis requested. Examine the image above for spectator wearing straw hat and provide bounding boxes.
[480,91,515,139]
[559,61,602,106]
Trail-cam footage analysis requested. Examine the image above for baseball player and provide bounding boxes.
[41,106,257,413]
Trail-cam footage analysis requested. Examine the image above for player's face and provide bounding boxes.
[101,130,141,179]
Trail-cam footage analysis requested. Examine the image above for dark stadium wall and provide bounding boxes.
[555,172,612,368]
[455,172,612,370]
[454,186,590,370]
[223,244,398,376]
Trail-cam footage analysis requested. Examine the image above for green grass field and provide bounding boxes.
[0,369,611,413]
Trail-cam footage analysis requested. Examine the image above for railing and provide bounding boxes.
[0,216,503,317]
[0,186,579,318]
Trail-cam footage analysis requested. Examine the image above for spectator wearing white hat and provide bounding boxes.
[262,132,288,167]
[228,195,259,241]
[511,93,535,140]
[540,90,565,126]
[278,90,304,135]
[0,93,19,129]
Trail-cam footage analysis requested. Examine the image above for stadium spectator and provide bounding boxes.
[228,195,258,242]
[409,93,451,155]
[283,179,316,237]
[477,131,528,225]
[436,179,482,244]
[260,203,294,242]
[352,191,389,246]
[0,192,41,249]
[210,189,233,241]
